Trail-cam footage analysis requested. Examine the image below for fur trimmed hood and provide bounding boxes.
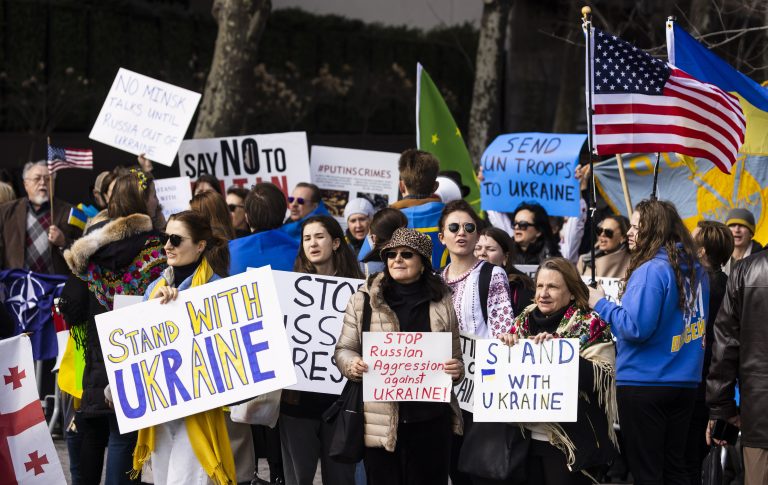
[64,214,154,274]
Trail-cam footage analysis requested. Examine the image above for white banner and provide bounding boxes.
[310,145,399,227]
[96,267,297,433]
[363,332,452,403]
[154,176,192,221]
[89,68,201,166]
[178,132,310,196]
[273,270,362,395]
[453,333,476,412]
[473,338,579,422]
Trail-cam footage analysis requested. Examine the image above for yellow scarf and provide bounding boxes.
[131,258,236,485]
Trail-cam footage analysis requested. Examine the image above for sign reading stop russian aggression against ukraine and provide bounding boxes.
[95,267,296,433]
[480,133,587,217]
[473,338,579,423]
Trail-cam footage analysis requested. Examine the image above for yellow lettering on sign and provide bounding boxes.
[629,155,654,176]
[191,340,215,398]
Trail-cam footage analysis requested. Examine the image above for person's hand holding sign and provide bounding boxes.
[499,332,554,346]
[349,356,368,381]
[152,286,179,304]
[444,358,462,382]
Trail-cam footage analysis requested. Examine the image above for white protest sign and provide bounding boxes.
[89,68,201,166]
[154,176,193,221]
[113,294,143,310]
[178,132,310,196]
[453,333,476,412]
[95,266,296,433]
[473,338,579,422]
[273,270,362,395]
[514,265,538,279]
[310,145,399,227]
[581,276,622,305]
[363,332,452,403]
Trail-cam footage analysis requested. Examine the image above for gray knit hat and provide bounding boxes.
[726,208,756,234]
[379,227,432,261]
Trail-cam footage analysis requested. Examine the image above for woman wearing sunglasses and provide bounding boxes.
[510,202,561,265]
[335,227,464,485]
[577,215,630,279]
[280,215,362,485]
[130,210,238,485]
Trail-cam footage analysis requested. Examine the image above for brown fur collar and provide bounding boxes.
[64,214,153,273]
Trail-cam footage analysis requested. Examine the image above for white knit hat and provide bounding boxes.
[343,197,375,220]
[435,176,463,203]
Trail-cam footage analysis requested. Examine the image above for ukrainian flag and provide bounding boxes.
[667,21,768,155]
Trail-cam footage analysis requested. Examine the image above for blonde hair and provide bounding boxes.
[0,181,16,204]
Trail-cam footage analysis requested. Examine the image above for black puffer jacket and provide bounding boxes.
[707,251,768,448]
[59,214,166,415]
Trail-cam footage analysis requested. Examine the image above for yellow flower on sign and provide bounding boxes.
[431,133,439,145]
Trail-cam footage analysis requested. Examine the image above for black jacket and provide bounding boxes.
[707,251,768,448]
[512,237,561,266]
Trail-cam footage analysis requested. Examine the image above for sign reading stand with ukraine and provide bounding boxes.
[95,266,297,433]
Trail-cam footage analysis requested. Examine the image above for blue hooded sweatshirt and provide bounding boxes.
[229,229,298,275]
[594,247,709,387]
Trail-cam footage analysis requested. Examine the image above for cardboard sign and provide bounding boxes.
[363,332,452,403]
[154,176,193,221]
[473,338,579,422]
[178,132,311,196]
[480,133,587,216]
[273,270,363,395]
[95,267,296,433]
[310,146,399,228]
[89,68,201,166]
[454,333,476,412]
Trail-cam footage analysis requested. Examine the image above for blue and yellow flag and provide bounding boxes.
[667,21,768,155]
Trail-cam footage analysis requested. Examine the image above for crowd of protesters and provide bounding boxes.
[0,147,762,485]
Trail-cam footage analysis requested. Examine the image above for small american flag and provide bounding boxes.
[47,145,93,174]
[588,28,746,173]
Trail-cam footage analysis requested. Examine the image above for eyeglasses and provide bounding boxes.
[159,233,190,247]
[513,221,533,230]
[228,204,244,212]
[447,222,476,234]
[25,176,51,185]
[385,250,415,260]
[596,227,615,238]
[288,196,305,205]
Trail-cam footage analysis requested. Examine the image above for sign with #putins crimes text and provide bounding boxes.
[363,332,452,403]
[89,68,201,166]
[95,266,297,433]
[473,338,579,422]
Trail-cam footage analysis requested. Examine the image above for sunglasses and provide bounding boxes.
[596,227,615,238]
[159,233,190,247]
[228,204,244,212]
[384,250,415,260]
[447,222,476,234]
[513,221,533,230]
[287,196,305,205]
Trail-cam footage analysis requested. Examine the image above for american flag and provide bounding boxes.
[47,145,93,174]
[589,28,746,174]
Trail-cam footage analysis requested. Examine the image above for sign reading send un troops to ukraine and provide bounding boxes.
[95,267,296,433]
[473,338,579,422]
[178,131,311,197]
[480,133,587,217]
[89,68,201,166]
[272,270,363,395]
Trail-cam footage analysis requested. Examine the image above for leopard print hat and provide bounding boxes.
[379,227,432,261]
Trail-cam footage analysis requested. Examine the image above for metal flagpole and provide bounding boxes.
[582,6,598,285]
[46,136,54,222]
[650,152,661,200]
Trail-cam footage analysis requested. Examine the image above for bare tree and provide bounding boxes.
[194,0,272,138]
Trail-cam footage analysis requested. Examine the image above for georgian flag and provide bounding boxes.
[0,335,66,484]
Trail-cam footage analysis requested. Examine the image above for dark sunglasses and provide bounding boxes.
[596,227,615,238]
[227,203,244,212]
[385,250,415,260]
[159,233,189,247]
[513,221,533,230]
[287,196,305,205]
[447,222,476,234]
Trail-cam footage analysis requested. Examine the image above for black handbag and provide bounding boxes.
[458,420,530,482]
[702,445,723,485]
[322,292,372,464]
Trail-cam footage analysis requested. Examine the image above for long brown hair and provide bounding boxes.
[294,215,363,279]
[535,257,590,313]
[167,211,230,277]
[626,199,698,311]
[189,191,236,240]
[108,173,148,218]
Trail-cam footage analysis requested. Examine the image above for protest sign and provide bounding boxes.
[480,133,587,216]
[113,294,143,310]
[581,276,622,305]
[473,338,579,422]
[272,270,362,395]
[310,146,399,227]
[454,333,476,412]
[514,265,538,279]
[95,266,296,433]
[154,176,192,221]
[178,132,310,196]
[89,68,201,166]
[363,332,452,403]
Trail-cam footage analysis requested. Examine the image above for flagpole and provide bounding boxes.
[47,136,54,223]
[650,152,661,200]
[582,6,597,286]
[615,154,633,215]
